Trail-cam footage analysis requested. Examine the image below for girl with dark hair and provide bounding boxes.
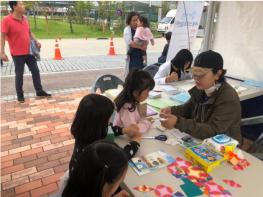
[114,69,155,133]
[160,50,242,142]
[133,16,155,66]
[154,49,193,84]
[62,140,129,197]
[124,12,146,74]
[69,94,141,176]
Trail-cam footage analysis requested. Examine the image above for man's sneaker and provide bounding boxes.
[17,94,25,103]
[36,90,52,97]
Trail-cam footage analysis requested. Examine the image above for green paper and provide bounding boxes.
[180,178,203,197]
[106,127,115,142]
[105,133,115,143]
[147,98,181,109]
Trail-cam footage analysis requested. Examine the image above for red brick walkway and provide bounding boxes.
[1,91,87,197]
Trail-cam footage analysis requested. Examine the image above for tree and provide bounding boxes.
[73,1,92,24]
[97,1,109,33]
[161,1,170,17]
[0,1,9,17]
[24,1,39,30]
[43,8,51,35]
[67,6,74,33]
[73,1,84,24]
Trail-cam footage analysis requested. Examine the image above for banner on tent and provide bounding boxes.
[167,1,204,61]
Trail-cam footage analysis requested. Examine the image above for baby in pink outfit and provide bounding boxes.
[134,16,155,65]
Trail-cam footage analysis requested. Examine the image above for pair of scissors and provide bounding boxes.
[142,134,168,142]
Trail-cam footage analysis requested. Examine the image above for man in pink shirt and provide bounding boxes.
[1,1,51,103]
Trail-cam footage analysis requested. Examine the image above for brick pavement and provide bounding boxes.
[1,91,88,197]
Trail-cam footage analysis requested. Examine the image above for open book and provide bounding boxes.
[129,150,175,176]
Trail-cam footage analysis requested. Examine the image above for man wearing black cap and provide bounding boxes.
[160,50,242,142]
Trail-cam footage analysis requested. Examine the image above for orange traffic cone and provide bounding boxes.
[53,40,63,60]
[108,37,116,56]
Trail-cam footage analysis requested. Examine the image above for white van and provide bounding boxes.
[157,9,177,33]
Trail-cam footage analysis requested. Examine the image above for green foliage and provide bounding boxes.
[161,1,170,17]
[73,1,92,24]
[28,17,113,39]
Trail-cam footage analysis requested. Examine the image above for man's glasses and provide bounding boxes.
[192,71,210,80]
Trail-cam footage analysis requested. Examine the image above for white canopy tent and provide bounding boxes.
[202,2,263,82]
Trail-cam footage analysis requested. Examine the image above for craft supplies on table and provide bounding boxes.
[185,144,226,172]
[129,150,175,176]
[203,134,239,153]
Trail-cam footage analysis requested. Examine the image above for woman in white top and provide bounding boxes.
[154,49,193,85]
[123,12,147,76]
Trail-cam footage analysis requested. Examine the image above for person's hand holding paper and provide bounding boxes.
[160,107,172,114]
[160,113,178,129]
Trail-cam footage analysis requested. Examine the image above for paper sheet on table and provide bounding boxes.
[169,129,190,139]
[153,86,163,92]
[170,92,191,103]
[146,106,158,116]
[242,80,263,88]
[231,84,248,94]
[147,98,181,109]
[149,91,162,99]
[235,86,248,93]
[161,85,181,94]
[176,81,195,91]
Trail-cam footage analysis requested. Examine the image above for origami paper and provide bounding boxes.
[172,191,184,197]
[133,185,154,192]
[167,158,212,186]
[154,184,174,197]
[180,178,203,197]
[223,179,242,188]
[204,181,228,196]
[233,159,250,171]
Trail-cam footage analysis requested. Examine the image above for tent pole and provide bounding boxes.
[202,1,217,51]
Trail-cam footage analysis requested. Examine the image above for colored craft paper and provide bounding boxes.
[229,157,239,166]
[242,80,263,88]
[133,185,154,192]
[162,85,180,94]
[184,166,211,186]
[167,162,185,179]
[170,92,191,103]
[173,191,184,197]
[147,106,158,116]
[154,184,174,197]
[147,98,180,109]
[167,157,212,186]
[233,159,250,171]
[223,180,242,188]
[180,178,203,197]
[173,157,193,169]
[204,181,230,196]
